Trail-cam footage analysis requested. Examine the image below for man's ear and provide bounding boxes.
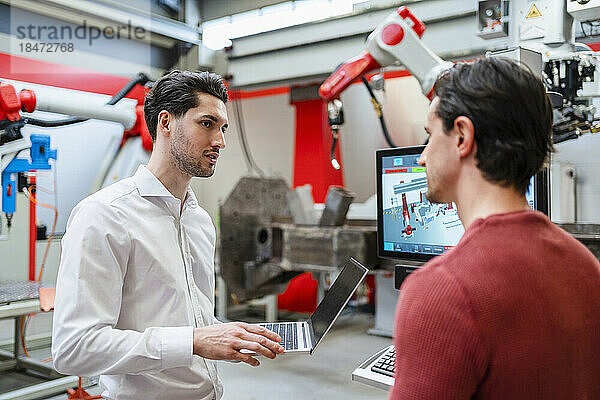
[453,116,475,158]
[157,110,172,138]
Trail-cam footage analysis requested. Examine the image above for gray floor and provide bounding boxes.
[2,313,391,399]
[219,312,390,400]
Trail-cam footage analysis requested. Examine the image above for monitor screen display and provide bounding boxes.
[376,146,546,262]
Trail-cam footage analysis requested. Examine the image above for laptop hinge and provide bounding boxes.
[307,319,317,354]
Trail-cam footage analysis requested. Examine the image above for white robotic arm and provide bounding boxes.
[319,6,452,101]
[319,6,451,169]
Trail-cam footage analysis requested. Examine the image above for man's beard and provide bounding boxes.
[425,175,445,204]
[170,127,215,178]
[425,187,443,204]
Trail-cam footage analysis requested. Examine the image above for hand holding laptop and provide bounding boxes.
[193,322,285,366]
[242,258,369,356]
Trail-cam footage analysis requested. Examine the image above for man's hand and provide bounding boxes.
[193,322,284,366]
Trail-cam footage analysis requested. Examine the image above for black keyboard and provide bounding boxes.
[261,323,299,350]
[371,347,395,377]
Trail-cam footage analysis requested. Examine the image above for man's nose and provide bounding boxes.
[418,152,426,165]
[214,130,226,149]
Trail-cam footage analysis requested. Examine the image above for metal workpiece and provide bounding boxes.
[219,176,295,302]
[219,177,379,303]
[319,187,354,226]
[278,223,377,270]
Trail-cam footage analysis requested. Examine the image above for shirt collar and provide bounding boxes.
[133,165,198,208]
[133,165,174,198]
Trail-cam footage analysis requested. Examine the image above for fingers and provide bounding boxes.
[235,339,278,359]
[232,351,260,367]
[242,323,282,344]
[242,332,284,357]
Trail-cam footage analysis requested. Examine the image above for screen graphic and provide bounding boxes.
[380,154,465,256]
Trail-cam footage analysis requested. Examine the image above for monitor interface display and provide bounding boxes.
[377,146,540,261]
[379,150,465,258]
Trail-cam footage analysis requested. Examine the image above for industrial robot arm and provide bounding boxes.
[0,75,147,231]
[319,6,452,168]
[320,6,451,102]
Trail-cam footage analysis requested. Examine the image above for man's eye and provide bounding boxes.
[201,120,213,128]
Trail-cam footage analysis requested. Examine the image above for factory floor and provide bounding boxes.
[1,312,392,399]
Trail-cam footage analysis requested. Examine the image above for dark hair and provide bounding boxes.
[433,57,553,194]
[144,70,228,141]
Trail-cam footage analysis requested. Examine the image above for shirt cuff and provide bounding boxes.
[160,326,194,370]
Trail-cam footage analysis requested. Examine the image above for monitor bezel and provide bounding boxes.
[376,145,548,262]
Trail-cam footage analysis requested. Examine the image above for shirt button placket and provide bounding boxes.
[180,219,219,391]
[181,223,204,327]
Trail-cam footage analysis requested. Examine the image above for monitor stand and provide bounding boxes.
[394,260,425,289]
[395,265,418,288]
[368,260,424,337]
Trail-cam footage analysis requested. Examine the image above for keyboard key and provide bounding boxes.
[286,324,293,349]
[278,324,286,346]
[302,324,307,348]
[371,347,396,377]
[292,325,298,350]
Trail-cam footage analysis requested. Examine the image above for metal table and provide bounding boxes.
[0,281,79,400]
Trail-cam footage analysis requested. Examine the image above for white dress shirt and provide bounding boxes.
[52,165,223,400]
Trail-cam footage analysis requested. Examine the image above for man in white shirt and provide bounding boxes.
[52,70,284,400]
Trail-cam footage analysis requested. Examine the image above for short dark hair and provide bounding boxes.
[433,57,553,194]
[144,70,228,141]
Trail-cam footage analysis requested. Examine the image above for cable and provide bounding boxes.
[231,94,253,173]
[26,171,55,194]
[20,316,30,357]
[360,76,397,148]
[23,116,86,128]
[106,72,151,106]
[230,90,266,177]
[329,130,340,170]
[24,185,58,282]
[19,183,58,358]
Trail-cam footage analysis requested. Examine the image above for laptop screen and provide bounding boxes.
[309,258,368,346]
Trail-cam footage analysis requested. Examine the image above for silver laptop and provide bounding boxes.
[243,258,368,355]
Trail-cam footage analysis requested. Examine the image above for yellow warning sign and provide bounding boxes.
[526,4,542,19]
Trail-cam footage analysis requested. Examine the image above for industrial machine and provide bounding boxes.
[319,6,452,168]
[218,176,379,304]
[220,6,457,312]
[320,2,599,151]
[0,73,151,236]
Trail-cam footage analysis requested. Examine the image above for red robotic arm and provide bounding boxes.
[318,6,451,169]
[319,6,452,101]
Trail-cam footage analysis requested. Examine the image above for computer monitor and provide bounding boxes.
[376,145,548,262]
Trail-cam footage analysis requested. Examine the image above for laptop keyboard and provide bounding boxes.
[260,323,299,350]
[371,346,395,377]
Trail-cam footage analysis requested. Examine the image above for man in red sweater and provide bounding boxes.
[390,57,600,399]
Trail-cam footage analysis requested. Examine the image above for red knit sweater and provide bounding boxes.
[390,210,600,399]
